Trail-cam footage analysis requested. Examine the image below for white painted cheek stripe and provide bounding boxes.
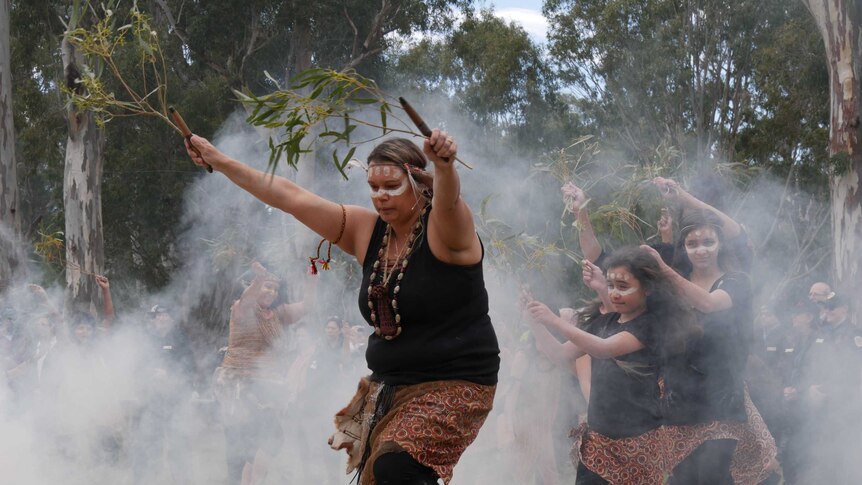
[370,179,409,199]
[610,286,639,297]
[686,244,718,256]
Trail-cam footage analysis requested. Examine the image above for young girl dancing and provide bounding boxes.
[527,247,696,484]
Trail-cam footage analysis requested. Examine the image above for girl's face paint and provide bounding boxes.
[606,266,647,317]
[684,226,720,268]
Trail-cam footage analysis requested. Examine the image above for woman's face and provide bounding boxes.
[73,322,93,344]
[257,280,280,308]
[367,164,418,225]
[325,321,340,339]
[684,225,720,271]
[606,266,648,316]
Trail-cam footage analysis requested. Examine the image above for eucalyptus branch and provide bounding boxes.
[63,4,181,134]
[238,68,472,177]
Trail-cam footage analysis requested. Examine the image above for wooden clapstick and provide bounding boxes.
[399,97,432,137]
[399,97,451,164]
[169,106,212,173]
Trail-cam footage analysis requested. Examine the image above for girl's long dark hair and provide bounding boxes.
[604,247,701,358]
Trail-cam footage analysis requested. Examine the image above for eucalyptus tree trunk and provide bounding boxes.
[0,0,23,292]
[61,36,105,315]
[803,0,862,323]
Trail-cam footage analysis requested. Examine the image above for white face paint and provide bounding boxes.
[369,171,409,199]
[606,267,642,299]
[383,166,392,177]
[684,227,719,258]
[609,286,640,297]
[685,241,718,256]
[607,271,630,281]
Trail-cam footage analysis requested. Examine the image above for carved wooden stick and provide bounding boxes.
[169,106,212,173]
[398,97,472,169]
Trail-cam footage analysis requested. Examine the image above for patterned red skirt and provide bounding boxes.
[330,377,496,485]
[572,392,777,485]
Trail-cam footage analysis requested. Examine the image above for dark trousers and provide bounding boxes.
[373,452,439,485]
[670,439,737,485]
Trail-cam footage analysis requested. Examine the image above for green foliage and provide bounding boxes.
[477,194,581,275]
[6,0,840,317]
[9,0,66,251]
[63,2,180,131]
[240,68,475,176]
[391,9,579,150]
[238,68,397,176]
[545,0,829,173]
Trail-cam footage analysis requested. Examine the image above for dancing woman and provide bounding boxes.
[214,261,309,485]
[186,130,499,485]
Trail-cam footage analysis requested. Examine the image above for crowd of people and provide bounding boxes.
[0,271,370,484]
[1,129,861,485]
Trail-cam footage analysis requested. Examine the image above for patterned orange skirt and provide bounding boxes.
[572,391,777,485]
[330,377,496,484]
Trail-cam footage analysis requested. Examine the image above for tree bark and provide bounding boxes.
[803,0,862,323]
[61,37,106,315]
[0,0,23,292]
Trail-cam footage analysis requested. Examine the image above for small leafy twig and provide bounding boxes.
[237,68,473,178]
[63,3,180,134]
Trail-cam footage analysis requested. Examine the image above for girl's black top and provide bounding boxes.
[662,271,752,424]
[584,311,662,438]
[358,216,500,386]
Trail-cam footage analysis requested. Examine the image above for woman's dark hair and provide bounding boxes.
[671,209,736,277]
[604,246,700,358]
[367,138,427,169]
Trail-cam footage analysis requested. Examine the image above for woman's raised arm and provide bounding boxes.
[186,135,378,259]
[424,130,482,266]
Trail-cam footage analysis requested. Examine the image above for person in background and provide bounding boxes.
[788,293,862,484]
[779,301,820,484]
[807,281,833,324]
[214,260,310,485]
[130,304,195,484]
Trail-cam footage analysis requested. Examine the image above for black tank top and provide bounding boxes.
[358,216,500,386]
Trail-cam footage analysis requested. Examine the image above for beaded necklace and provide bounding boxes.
[367,207,427,340]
